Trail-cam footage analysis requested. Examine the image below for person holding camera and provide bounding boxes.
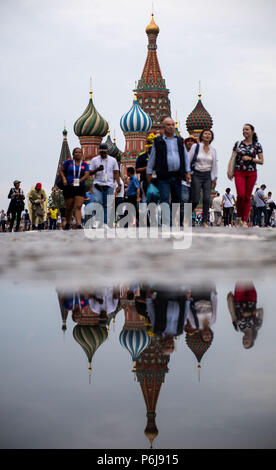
[89,143,121,227]
[7,180,25,232]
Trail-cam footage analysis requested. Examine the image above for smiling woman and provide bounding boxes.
[227,123,264,227]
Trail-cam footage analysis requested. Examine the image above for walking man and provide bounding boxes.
[146,117,191,226]
[90,143,121,227]
[212,192,223,226]
[255,184,268,227]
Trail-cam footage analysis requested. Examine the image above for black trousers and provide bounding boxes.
[191,170,212,223]
[9,210,22,231]
[223,207,233,226]
[257,206,267,227]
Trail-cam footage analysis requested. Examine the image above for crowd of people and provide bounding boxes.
[2,118,274,232]
[58,280,263,352]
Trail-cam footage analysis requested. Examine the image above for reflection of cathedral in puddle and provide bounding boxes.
[57,288,121,381]
[57,283,220,448]
[119,285,169,448]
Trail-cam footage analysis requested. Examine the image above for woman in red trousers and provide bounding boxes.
[227,124,263,227]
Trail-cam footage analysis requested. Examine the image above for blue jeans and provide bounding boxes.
[158,175,182,226]
[180,184,191,226]
[93,185,114,225]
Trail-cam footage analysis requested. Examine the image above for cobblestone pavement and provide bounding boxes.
[1,227,276,289]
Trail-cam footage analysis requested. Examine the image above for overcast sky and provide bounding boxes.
[1,0,275,210]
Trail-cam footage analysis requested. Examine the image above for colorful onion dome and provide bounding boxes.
[103,130,123,159]
[185,330,213,381]
[73,325,108,371]
[120,92,152,133]
[145,14,160,35]
[186,93,213,133]
[74,89,108,138]
[119,329,151,371]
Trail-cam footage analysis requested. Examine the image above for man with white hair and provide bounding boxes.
[146,117,191,226]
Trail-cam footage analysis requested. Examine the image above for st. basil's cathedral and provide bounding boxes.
[57,14,213,178]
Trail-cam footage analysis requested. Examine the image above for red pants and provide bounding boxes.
[234,170,257,222]
[234,283,257,303]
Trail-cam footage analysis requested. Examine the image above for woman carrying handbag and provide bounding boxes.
[227,124,263,227]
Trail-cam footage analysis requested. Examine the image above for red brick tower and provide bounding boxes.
[136,336,170,448]
[135,14,171,134]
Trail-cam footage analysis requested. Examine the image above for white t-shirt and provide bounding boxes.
[212,196,222,212]
[115,177,124,198]
[194,144,214,172]
[89,287,119,315]
[256,189,266,208]
[223,193,235,208]
[90,155,119,188]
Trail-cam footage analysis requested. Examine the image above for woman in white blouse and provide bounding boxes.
[189,130,218,227]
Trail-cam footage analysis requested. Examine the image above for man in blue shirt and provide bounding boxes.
[126,167,140,225]
[146,117,191,226]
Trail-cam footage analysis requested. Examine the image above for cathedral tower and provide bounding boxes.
[135,14,171,134]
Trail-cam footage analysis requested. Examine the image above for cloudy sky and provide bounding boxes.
[1,0,275,210]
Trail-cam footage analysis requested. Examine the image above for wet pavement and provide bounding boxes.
[0,227,276,288]
[0,228,276,449]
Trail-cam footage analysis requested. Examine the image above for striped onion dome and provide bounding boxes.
[120,92,152,133]
[73,325,108,371]
[185,331,213,371]
[186,93,213,133]
[103,131,123,159]
[74,90,109,137]
[119,329,151,370]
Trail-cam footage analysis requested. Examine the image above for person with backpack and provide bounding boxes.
[227,123,264,227]
[190,129,218,227]
[180,136,198,226]
[7,180,25,232]
[222,188,236,227]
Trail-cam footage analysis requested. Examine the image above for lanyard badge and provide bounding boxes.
[73,160,82,186]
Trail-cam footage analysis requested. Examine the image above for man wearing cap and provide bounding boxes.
[28,183,47,230]
[180,135,198,226]
[136,133,157,203]
[7,180,25,232]
[184,135,197,153]
[89,143,121,227]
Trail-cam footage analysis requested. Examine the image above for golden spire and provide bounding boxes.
[198,80,202,101]
[89,77,93,99]
[145,13,160,35]
[145,430,158,449]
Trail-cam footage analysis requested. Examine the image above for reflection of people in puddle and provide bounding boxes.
[184,287,217,369]
[88,287,120,322]
[59,293,89,315]
[227,282,263,349]
[184,287,217,336]
[145,289,188,355]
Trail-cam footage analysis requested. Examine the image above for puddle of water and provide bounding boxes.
[0,278,275,449]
